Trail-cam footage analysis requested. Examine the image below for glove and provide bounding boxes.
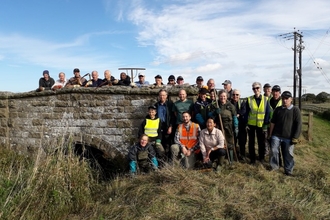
[291,138,298,145]
[215,108,221,115]
[155,139,162,146]
[151,157,159,168]
[234,127,238,137]
[129,161,137,174]
[262,124,268,132]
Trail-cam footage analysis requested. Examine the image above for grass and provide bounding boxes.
[0,115,329,219]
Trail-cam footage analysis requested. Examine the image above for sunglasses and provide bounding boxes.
[252,87,260,90]
[233,94,240,96]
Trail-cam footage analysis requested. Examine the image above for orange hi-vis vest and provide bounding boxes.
[178,122,199,149]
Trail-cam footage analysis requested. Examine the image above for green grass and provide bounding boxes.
[0,115,329,219]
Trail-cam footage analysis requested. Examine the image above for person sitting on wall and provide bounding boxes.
[117,72,131,86]
[138,105,165,164]
[135,72,150,87]
[128,134,159,174]
[37,70,55,92]
[65,68,87,88]
[100,70,118,86]
[51,72,67,90]
[167,75,176,86]
[152,75,164,88]
[83,71,103,87]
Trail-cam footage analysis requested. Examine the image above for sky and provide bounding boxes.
[1,0,330,98]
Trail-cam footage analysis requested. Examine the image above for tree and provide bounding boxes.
[315,92,329,103]
[302,93,316,102]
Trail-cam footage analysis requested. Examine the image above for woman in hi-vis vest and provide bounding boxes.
[245,82,270,165]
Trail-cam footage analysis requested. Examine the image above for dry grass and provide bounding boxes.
[0,115,329,219]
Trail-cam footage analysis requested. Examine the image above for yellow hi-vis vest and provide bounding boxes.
[144,118,160,137]
[269,98,282,119]
[247,95,267,127]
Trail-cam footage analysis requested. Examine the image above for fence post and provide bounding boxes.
[307,112,313,141]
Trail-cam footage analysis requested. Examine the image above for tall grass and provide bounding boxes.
[0,115,329,219]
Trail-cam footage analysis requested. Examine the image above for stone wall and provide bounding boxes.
[0,86,198,157]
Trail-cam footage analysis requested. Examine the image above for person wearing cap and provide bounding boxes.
[128,134,159,175]
[100,70,119,86]
[167,75,176,86]
[154,89,175,160]
[245,82,271,164]
[171,111,201,169]
[138,105,165,164]
[152,75,164,88]
[193,88,211,129]
[135,72,150,87]
[37,70,55,92]
[230,89,247,160]
[266,85,283,160]
[117,72,131,86]
[51,72,67,90]
[176,76,184,85]
[83,70,103,87]
[269,91,302,176]
[222,80,233,100]
[263,83,272,99]
[193,76,207,89]
[66,68,87,88]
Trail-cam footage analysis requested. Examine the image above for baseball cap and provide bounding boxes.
[272,85,281,91]
[73,68,80,73]
[168,75,175,80]
[138,72,145,77]
[43,70,49,75]
[155,75,162,79]
[222,80,232,85]
[263,83,271,88]
[196,76,203,81]
[281,91,292,98]
[177,76,184,80]
[148,105,157,110]
[199,88,208,94]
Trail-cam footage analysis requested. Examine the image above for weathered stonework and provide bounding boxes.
[0,86,198,157]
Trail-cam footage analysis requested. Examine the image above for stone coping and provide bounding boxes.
[0,85,200,100]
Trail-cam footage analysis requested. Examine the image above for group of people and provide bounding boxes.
[36,68,302,176]
[127,80,302,176]
[37,68,205,91]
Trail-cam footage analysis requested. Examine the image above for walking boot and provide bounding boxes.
[229,149,234,162]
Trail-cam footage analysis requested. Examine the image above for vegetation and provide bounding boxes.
[1,116,330,219]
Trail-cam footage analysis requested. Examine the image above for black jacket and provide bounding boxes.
[154,100,175,131]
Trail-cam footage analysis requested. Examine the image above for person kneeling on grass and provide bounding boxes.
[171,111,201,169]
[138,105,165,165]
[199,118,226,172]
[128,134,158,174]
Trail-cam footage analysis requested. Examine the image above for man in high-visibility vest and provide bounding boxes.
[171,112,201,169]
[245,82,271,164]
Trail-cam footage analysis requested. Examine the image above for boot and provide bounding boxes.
[219,156,225,166]
[229,149,234,162]
[213,156,225,172]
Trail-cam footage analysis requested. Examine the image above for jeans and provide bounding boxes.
[270,135,295,174]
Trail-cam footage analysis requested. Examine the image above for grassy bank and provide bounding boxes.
[0,116,329,219]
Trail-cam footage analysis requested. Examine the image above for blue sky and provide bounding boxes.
[1,0,330,97]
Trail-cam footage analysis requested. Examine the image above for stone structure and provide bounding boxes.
[0,86,198,158]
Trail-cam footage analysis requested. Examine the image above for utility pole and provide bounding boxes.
[279,28,304,109]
